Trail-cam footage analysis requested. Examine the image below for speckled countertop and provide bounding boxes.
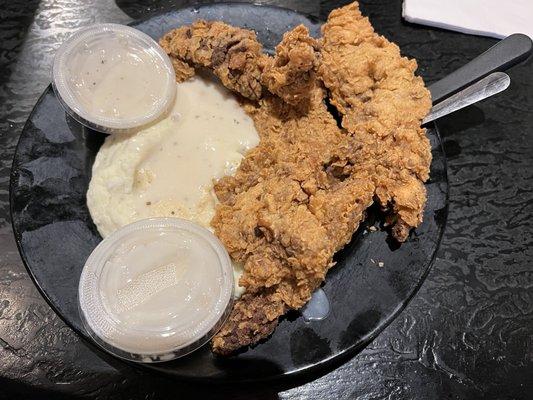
[0,1,531,399]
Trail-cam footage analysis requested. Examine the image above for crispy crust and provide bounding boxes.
[261,25,320,105]
[159,1,432,354]
[212,291,286,355]
[159,21,319,104]
[210,85,375,353]
[318,2,432,240]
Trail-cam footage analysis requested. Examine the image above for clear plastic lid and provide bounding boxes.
[78,218,234,363]
[52,23,176,133]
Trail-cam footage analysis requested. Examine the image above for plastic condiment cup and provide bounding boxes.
[52,23,176,134]
[78,218,234,363]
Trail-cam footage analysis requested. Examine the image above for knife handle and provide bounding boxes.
[428,33,532,104]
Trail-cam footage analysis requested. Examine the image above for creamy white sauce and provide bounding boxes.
[79,219,234,357]
[99,230,223,352]
[66,33,169,120]
[87,76,259,296]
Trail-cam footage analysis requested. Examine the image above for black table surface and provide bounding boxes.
[0,0,531,399]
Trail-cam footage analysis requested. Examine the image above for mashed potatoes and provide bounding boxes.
[87,76,260,296]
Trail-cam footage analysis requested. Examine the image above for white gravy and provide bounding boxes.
[67,33,169,120]
[87,75,259,297]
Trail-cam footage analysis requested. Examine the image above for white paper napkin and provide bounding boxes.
[403,0,533,40]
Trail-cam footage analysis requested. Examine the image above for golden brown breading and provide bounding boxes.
[318,2,432,241]
[211,85,375,354]
[159,1,431,355]
[159,21,319,104]
[212,291,285,355]
[160,20,265,99]
[261,25,320,105]
[168,58,196,82]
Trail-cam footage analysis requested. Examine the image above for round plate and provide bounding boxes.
[9,3,448,383]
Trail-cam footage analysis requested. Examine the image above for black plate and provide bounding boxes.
[9,3,448,383]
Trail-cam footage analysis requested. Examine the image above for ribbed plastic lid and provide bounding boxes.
[78,218,234,363]
[52,23,176,133]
